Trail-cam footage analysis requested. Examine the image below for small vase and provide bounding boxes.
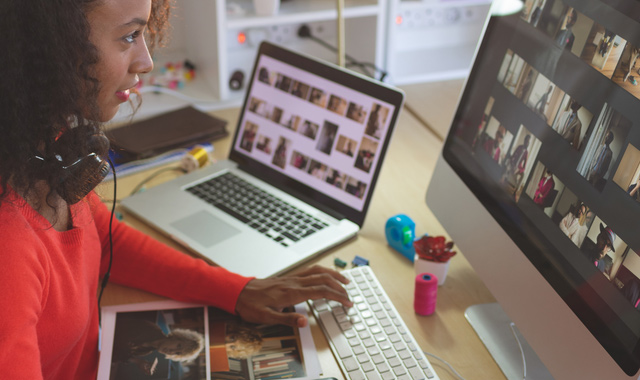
[414,254,450,286]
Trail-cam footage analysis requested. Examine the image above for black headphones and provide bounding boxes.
[33,127,110,204]
[32,126,116,321]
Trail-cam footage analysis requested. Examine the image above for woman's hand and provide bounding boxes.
[235,265,353,327]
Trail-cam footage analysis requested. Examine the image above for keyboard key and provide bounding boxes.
[362,361,375,373]
[382,373,395,380]
[367,346,381,356]
[317,310,352,359]
[353,345,366,355]
[343,356,359,372]
[409,366,428,380]
[357,353,370,364]
[392,365,407,376]
[371,353,385,365]
[389,357,404,368]
[376,362,390,373]
[404,357,417,368]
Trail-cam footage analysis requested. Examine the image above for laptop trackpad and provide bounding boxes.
[171,211,241,248]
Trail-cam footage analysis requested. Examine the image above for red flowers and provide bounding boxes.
[414,235,456,263]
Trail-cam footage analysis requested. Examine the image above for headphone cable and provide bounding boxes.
[98,158,116,322]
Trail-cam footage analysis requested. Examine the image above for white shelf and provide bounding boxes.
[398,0,492,9]
[385,0,490,85]
[227,0,381,28]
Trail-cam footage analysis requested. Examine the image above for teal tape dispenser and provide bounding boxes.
[385,214,416,262]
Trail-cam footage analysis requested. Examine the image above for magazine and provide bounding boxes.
[98,300,321,380]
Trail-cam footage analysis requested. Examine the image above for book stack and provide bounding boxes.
[251,339,305,380]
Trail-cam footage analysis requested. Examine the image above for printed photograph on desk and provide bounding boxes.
[208,305,320,380]
[98,300,210,380]
[99,301,320,380]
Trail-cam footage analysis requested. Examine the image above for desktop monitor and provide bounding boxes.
[427,0,640,378]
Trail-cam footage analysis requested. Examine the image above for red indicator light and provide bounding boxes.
[396,15,403,25]
[238,32,247,44]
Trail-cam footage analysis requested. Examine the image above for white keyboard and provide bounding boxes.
[310,266,439,380]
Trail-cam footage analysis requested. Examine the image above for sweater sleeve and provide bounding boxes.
[0,217,46,380]
[90,193,253,314]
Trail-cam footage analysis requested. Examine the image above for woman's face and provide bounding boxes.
[87,0,153,121]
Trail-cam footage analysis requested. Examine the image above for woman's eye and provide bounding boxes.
[124,31,141,43]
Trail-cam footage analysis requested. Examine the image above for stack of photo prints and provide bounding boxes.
[235,55,393,212]
[454,0,640,313]
[98,300,320,380]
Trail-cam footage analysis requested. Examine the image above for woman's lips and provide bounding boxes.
[115,89,130,102]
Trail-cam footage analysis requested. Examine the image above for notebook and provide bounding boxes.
[120,41,405,278]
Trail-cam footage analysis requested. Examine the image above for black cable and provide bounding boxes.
[298,25,388,82]
[98,159,117,322]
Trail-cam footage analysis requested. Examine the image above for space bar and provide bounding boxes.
[213,203,250,223]
[317,310,352,359]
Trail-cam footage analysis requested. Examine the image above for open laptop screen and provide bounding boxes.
[229,42,404,226]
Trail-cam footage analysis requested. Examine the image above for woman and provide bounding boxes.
[0,0,352,379]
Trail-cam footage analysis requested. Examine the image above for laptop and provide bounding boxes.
[121,41,405,278]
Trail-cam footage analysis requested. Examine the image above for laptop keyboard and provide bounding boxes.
[186,172,328,247]
[310,266,439,380]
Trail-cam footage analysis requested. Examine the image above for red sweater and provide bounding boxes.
[0,190,252,379]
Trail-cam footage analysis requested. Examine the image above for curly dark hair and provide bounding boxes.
[0,0,171,206]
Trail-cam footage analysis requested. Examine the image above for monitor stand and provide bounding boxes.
[465,303,554,380]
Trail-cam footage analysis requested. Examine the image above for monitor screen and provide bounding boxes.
[440,0,640,375]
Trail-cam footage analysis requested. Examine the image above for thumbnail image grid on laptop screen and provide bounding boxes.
[233,55,396,212]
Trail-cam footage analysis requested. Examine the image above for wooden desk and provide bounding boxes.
[97,105,504,379]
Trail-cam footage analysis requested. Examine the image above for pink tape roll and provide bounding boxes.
[414,273,438,316]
